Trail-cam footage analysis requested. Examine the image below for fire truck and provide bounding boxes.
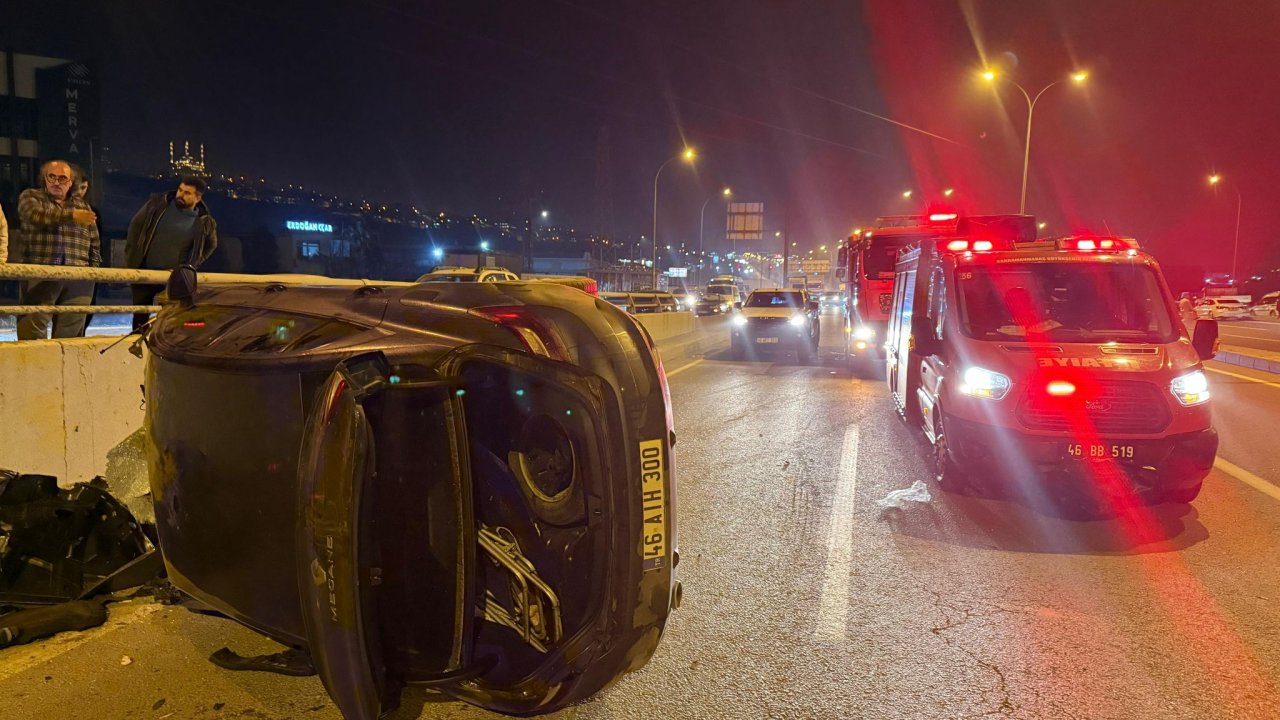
[884,230,1221,508]
[836,213,1036,366]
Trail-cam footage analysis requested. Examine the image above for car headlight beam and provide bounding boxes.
[789,314,807,327]
[1170,370,1210,406]
[732,315,748,327]
[958,366,1011,400]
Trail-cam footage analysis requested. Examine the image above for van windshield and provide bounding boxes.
[957,262,1178,343]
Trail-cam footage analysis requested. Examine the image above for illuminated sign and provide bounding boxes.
[666,267,688,278]
[286,220,333,233]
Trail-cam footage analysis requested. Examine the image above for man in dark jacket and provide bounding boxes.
[124,176,218,333]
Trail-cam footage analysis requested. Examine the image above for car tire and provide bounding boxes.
[932,409,968,493]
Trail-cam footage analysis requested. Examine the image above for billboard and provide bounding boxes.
[36,61,100,172]
[726,202,763,241]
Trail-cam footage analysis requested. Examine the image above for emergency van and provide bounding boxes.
[885,233,1221,506]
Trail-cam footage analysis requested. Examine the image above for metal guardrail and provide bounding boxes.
[0,263,412,316]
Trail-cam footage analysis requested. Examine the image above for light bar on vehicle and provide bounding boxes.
[943,238,1000,253]
[1057,236,1139,252]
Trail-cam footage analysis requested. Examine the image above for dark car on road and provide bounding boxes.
[730,288,820,361]
[143,272,679,719]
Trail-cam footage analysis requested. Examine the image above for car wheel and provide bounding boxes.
[932,409,968,493]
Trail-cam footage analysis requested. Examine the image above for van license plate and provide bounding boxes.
[1066,443,1135,460]
[756,337,778,344]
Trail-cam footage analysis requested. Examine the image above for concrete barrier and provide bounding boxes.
[0,337,146,484]
[635,311,694,342]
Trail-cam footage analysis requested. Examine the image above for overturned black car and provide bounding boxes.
[144,272,679,718]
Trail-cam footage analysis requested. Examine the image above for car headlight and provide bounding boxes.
[719,303,728,311]
[852,326,875,341]
[789,314,807,327]
[1170,370,1210,406]
[958,366,1011,400]
[732,315,748,327]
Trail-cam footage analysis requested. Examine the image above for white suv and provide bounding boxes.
[417,266,520,283]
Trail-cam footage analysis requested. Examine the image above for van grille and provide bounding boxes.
[1016,380,1171,434]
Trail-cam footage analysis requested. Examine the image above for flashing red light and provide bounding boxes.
[1058,237,1138,252]
[946,240,969,252]
[972,240,994,252]
[929,213,959,222]
[1046,380,1076,396]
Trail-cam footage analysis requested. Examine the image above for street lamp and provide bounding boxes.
[1207,173,1243,282]
[983,68,1088,214]
[698,186,732,288]
[652,148,697,289]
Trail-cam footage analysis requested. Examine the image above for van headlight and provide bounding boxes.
[958,366,1011,400]
[1170,370,1210,406]
[732,315,748,327]
[789,314,807,327]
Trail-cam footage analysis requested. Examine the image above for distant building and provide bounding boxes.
[0,51,101,204]
[169,141,208,177]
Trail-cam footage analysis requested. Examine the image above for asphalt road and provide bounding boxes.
[1217,317,1280,354]
[2,309,1279,719]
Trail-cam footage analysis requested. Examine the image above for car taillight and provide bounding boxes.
[469,306,572,362]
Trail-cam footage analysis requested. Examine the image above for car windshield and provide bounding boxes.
[707,285,737,296]
[419,274,478,282]
[746,291,804,308]
[863,235,927,278]
[957,262,1178,343]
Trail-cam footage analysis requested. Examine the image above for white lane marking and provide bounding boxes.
[1214,457,1280,503]
[664,358,704,378]
[814,426,859,643]
[1205,365,1280,390]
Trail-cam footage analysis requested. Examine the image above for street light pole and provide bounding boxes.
[984,71,1087,214]
[652,149,696,290]
[697,187,731,289]
[1209,174,1243,282]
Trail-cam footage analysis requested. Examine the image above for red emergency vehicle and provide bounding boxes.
[884,232,1221,507]
[837,213,1036,365]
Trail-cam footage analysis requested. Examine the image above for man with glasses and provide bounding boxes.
[124,176,218,333]
[15,160,100,340]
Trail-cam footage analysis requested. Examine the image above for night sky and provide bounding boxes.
[7,0,1279,274]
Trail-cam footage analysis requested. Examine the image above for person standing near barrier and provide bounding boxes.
[124,176,218,333]
[70,166,106,336]
[0,200,9,263]
[15,160,100,340]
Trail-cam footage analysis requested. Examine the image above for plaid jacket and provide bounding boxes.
[16,188,101,267]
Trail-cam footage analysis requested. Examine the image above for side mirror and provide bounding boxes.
[166,264,198,306]
[835,247,848,280]
[910,315,939,356]
[734,302,742,309]
[1192,319,1219,360]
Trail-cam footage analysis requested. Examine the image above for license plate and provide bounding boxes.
[1066,443,1135,460]
[756,337,779,344]
[638,439,667,572]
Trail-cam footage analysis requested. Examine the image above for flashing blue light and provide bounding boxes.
[389,374,401,384]
[480,241,491,252]
[431,247,444,260]
[286,220,333,233]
